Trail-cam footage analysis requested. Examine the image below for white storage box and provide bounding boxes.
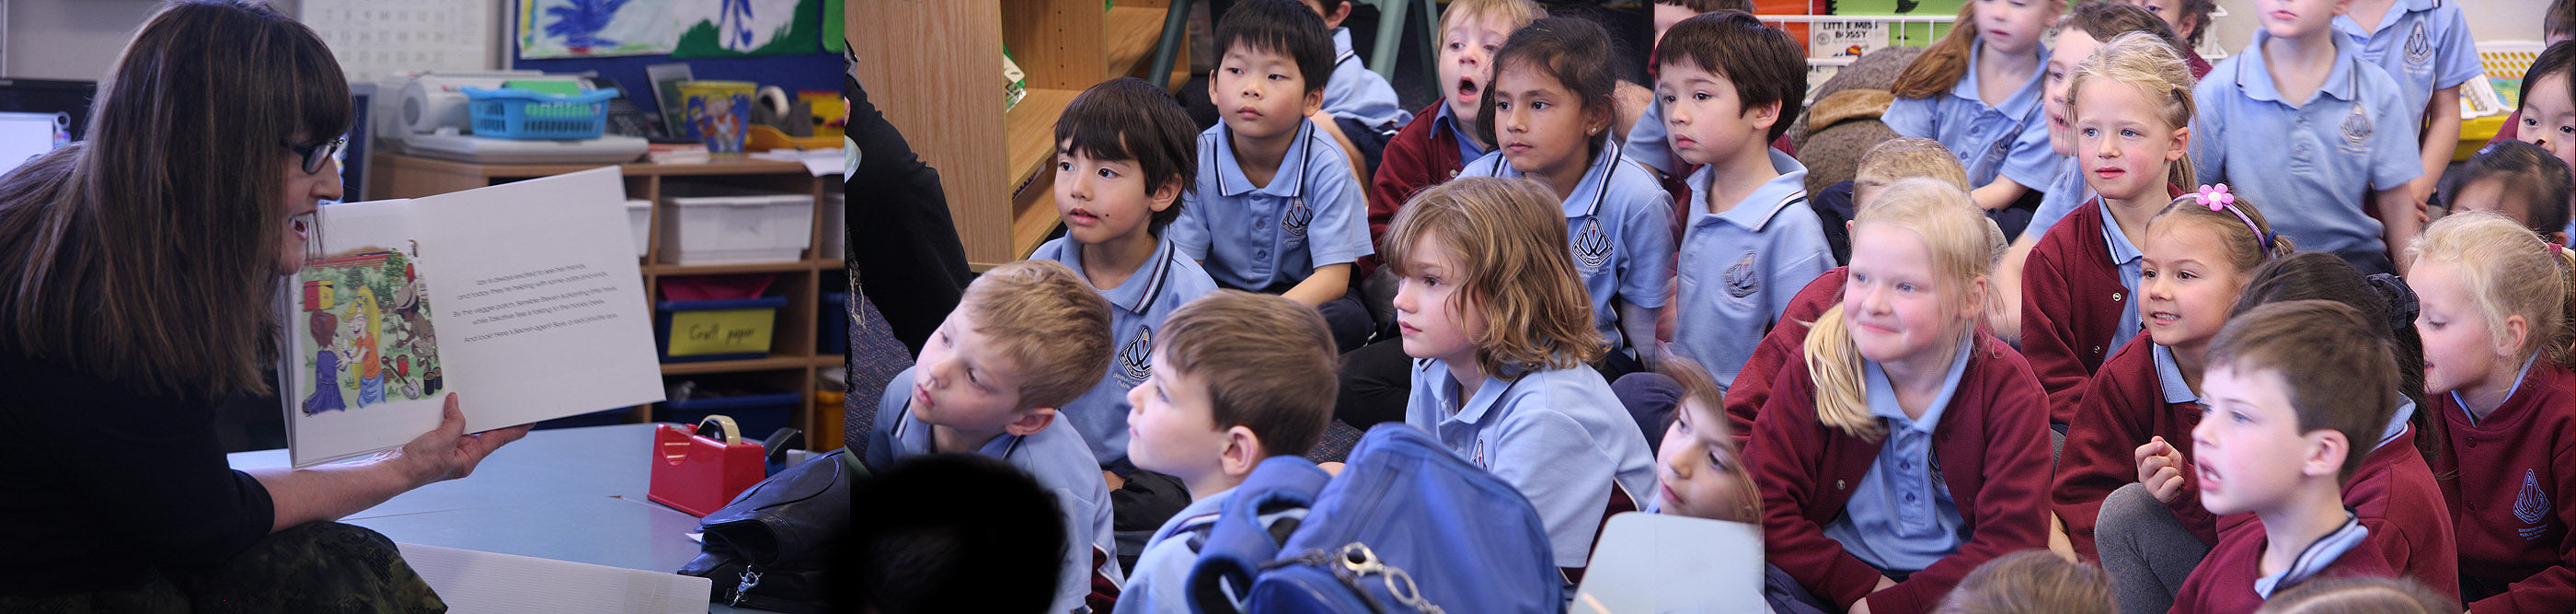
[625,199,651,258]
[656,183,814,264]
[820,191,845,262]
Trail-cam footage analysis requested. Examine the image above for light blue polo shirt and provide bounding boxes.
[2332,0,2479,120]
[869,367,1121,613]
[1672,149,1834,393]
[1822,339,1975,575]
[1119,487,1231,614]
[1456,133,1676,351]
[1405,359,1658,568]
[2023,156,2093,239]
[1623,95,1688,179]
[1029,236,1219,467]
[2253,511,2372,598]
[1882,41,2057,191]
[1430,101,1488,163]
[2152,342,2199,406]
[2099,199,2146,356]
[2191,29,2422,260]
[1171,120,1374,292]
[1322,28,1411,132]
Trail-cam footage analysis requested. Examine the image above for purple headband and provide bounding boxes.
[2191,184,2270,259]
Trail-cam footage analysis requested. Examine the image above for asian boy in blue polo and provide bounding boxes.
[1167,0,1375,353]
[863,261,1123,614]
[1650,12,1833,395]
[1114,290,1337,613]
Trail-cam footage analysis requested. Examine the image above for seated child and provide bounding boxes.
[1294,0,1411,178]
[845,454,1068,614]
[2403,212,2576,613]
[1115,290,1338,613]
[2051,187,2290,559]
[1386,177,1656,577]
[1366,0,1545,273]
[1883,0,2063,222]
[2020,1,2187,241]
[2513,41,2576,244]
[1459,17,1673,371]
[1650,11,1830,397]
[1624,0,1758,181]
[2168,300,2406,613]
[2487,1,2575,147]
[2020,31,2198,424]
[2256,577,2467,614]
[2190,0,2421,275]
[1748,178,2052,614]
[863,261,1121,613]
[2446,141,2572,245]
[1648,357,1835,614]
[1934,550,2116,614]
[1170,0,1374,353]
[2093,251,2455,614]
[1027,75,1218,478]
[1706,136,1971,445]
[2106,0,2214,78]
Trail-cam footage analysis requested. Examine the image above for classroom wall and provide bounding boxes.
[2203,0,2546,58]
[1,0,168,81]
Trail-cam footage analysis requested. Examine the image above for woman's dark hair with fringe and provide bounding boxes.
[1477,17,1620,162]
[0,0,351,398]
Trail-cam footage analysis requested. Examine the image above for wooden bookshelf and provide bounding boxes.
[372,153,845,451]
[851,0,1183,268]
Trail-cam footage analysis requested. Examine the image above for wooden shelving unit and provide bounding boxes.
[371,153,846,451]
[851,0,1186,268]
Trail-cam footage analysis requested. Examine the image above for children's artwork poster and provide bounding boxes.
[1810,21,1887,62]
[293,245,443,417]
[671,0,822,58]
[520,0,679,59]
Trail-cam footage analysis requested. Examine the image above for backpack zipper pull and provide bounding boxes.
[733,564,763,607]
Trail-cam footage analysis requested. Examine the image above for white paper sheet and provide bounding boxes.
[1573,513,1769,614]
[396,542,712,614]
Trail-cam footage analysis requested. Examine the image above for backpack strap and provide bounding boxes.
[1187,456,1332,614]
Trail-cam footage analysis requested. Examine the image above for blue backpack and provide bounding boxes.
[1185,423,1560,613]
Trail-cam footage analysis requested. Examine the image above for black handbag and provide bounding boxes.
[678,448,860,613]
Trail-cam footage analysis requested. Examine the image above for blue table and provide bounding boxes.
[226,423,767,613]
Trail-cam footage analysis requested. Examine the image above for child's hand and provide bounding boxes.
[2133,436,2189,504]
[1846,577,1898,614]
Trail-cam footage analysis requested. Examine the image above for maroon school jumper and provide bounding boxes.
[2432,363,2576,614]
[1747,332,2052,614]
[1363,102,1466,278]
[2019,189,2178,426]
[2168,518,2397,614]
[2343,425,2463,601]
[2052,335,2208,560]
[1719,266,1846,446]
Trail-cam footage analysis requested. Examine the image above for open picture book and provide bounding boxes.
[278,167,665,468]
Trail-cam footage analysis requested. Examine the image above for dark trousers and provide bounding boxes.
[0,522,444,614]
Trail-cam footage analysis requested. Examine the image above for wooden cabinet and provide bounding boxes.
[371,153,846,451]
[848,0,1184,267]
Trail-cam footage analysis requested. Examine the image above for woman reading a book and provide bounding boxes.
[0,1,526,609]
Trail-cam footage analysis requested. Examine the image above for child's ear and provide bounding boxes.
[1149,176,1185,213]
[1301,88,1325,118]
[1219,425,1265,479]
[2552,230,2570,246]
[1586,101,1615,138]
[2166,125,2192,162]
[1321,2,1351,29]
[1746,98,1784,133]
[1005,407,1058,437]
[2302,428,2350,479]
[2498,313,2532,362]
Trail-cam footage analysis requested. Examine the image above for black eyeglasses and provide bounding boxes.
[283,136,346,175]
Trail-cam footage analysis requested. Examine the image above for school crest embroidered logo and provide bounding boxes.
[2340,106,2375,150]
[1723,251,1760,299]
[2404,21,2432,67]
[2516,469,2552,539]
[1282,198,1313,237]
[1572,217,1613,273]
[1472,437,1488,469]
[1116,325,1154,386]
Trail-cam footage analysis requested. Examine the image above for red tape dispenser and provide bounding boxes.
[649,415,768,516]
